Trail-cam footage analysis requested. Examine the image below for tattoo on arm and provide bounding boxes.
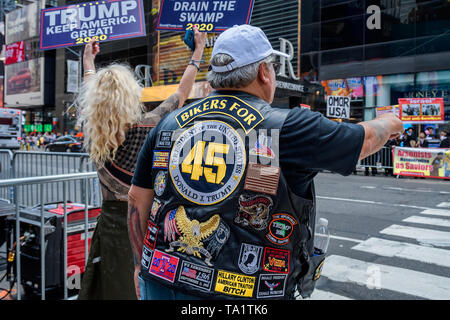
[144,93,180,125]
[127,203,145,267]
[360,119,391,159]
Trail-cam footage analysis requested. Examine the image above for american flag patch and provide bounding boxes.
[244,163,280,196]
[164,208,180,242]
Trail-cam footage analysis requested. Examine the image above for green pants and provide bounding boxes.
[78,200,136,300]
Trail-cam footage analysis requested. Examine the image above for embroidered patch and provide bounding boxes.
[175,95,264,134]
[257,274,287,299]
[250,132,275,159]
[244,163,280,196]
[214,270,256,298]
[169,120,246,205]
[143,221,158,250]
[150,198,162,222]
[149,250,180,283]
[141,246,153,270]
[154,171,167,197]
[238,243,263,275]
[177,261,214,292]
[234,194,273,231]
[262,247,290,274]
[205,220,230,259]
[156,130,174,149]
[164,206,229,267]
[152,150,170,169]
[266,213,298,246]
[314,259,325,281]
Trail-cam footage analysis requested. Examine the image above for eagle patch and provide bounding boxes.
[163,206,230,266]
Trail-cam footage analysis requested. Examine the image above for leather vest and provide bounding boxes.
[139,91,321,300]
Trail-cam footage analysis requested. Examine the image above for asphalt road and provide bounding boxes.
[1,168,449,300]
[304,172,450,300]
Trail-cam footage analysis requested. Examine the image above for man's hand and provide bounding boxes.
[359,113,403,160]
[134,265,141,300]
[377,113,403,140]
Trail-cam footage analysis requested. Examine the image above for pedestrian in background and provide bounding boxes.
[402,127,417,147]
[76,27,207,300]
[440,130,449,148]
[417,132,429,148]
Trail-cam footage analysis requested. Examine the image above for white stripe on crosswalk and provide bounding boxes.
[419,208,450,217]
[403,216,450,228]
[380,224,450,247]
[322,255,450,300]
[437,202,450,208]
[306,289,352,300]
[351,237,450,268]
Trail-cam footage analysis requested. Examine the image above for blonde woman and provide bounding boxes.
[77,28,207,300]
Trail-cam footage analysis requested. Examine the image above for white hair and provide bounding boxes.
[207,54,275,89]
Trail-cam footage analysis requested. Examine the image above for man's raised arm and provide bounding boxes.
[358,113,403,160]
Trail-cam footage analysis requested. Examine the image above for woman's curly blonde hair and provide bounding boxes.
[77,64,144,165]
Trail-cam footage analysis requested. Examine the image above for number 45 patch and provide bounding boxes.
[169,121,246,205]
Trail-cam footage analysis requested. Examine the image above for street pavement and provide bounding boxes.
[1,169,449,300]
[303,172,450,300]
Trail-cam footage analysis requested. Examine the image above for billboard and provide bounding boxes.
[39,0,146,50]
[398,98,445,123]
[5,1,40,44]
[156,0,255,32]
[4,58,44,106]
[5,41,25,65]
[321,77,365,100]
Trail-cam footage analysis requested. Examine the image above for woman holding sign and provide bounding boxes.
[76,27,207,300]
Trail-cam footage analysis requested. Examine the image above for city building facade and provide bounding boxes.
[1,0,448,134]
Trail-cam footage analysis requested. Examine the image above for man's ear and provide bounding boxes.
[258,62,271,85]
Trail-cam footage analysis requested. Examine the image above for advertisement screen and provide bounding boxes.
[5,1,40,44]
[5,58,44,106]
[5,41,25,65]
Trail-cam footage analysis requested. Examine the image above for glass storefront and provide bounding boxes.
[319,70,450,131]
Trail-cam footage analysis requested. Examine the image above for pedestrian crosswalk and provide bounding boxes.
[302,201,450,300]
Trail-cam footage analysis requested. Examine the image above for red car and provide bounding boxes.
[8,68,31,91]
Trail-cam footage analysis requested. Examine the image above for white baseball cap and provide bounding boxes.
[210,24,289,73]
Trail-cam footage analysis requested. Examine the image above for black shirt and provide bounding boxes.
[441,137,450,148]
[132,105,365,200]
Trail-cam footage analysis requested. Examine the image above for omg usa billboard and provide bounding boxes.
[39,0,146,50]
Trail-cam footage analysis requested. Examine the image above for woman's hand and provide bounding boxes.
[192,25,207,55]
[83,39,100,72]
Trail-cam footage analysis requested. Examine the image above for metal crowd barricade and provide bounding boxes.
[0,150,14,202]
[10,151,99,207]
[359,146,394,170]
[0,172,99,300]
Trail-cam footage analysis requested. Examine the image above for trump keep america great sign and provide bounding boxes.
[39,0,146,50]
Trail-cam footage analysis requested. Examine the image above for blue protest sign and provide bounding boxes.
[156,0,255,32]
[39,0,146,51]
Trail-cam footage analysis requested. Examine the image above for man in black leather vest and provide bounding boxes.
[128,25,403,300]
